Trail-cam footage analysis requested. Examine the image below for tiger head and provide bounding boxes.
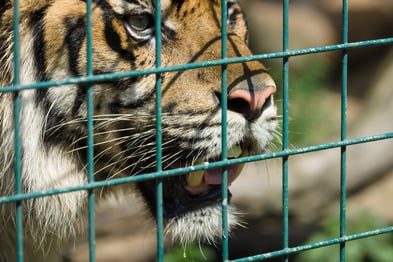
[0,0,277,248]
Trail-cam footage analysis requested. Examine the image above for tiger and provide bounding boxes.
[0,0,277,261]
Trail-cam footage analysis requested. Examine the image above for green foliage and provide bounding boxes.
[295,213,393,262]
[164,244,217,262]
[267,56,337,146]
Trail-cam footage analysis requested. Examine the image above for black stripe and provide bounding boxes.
[0,1,11,20]
[124,0,142,4]
[108,87,156,112]
[162,102,177,113]
[227,1,236,10]
[64,17,86,77]
[30,8,48,82]
[85,0,137,61]
[63,17,88,117]
[93,0,136,61]
[103,17,136,62]
[29,6,69,140]
[114,77,139,90]
[0,1,11,61]
[162,23,176,43]
[71,84,88,116]
[29,7,68,146]
[30,7,53,122]
[173,0,185,11]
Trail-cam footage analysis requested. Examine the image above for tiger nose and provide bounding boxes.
[227,78,276,122]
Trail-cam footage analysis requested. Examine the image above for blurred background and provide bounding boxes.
[68,0,393,261]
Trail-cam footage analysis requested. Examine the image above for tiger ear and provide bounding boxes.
[227,0,249,43]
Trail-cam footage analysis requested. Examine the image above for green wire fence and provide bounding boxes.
[1,0,393,261]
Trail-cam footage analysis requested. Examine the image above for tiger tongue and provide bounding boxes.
[204,165,242,185]
[185,164,244,195]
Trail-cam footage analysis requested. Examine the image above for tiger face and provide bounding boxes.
[0,0,277,255]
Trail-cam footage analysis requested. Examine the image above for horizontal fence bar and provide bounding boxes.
[232,225,393,262]
[1,37,393,93]
[1,131,392,204]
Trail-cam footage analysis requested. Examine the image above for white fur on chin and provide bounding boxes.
[165,204,244,246]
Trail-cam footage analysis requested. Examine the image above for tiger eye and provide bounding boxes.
[128,13,151,31]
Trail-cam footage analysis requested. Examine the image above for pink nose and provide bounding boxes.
[228,85,276,121]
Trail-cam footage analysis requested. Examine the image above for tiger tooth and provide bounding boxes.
[186,170,204,188]
[239,147,248,158]
[227,145,242,158]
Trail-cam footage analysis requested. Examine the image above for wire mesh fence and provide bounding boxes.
[1,0,393,261]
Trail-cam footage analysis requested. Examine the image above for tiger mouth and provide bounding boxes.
[184,145,248,195]
[158,144,248,218]
[136,144,249,219]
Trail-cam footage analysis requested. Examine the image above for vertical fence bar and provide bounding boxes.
[282,0,290,261]
[220,0,229,261]
[85,0,96,261]
[154,0,164,261]
[12,0,24,261]
[340,0,348,261]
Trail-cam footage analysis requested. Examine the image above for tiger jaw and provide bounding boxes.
[155,144,253,244]
[137,144,250,218]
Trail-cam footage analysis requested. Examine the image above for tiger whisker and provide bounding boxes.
[67,127,156,152]
[105,137,183,179]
